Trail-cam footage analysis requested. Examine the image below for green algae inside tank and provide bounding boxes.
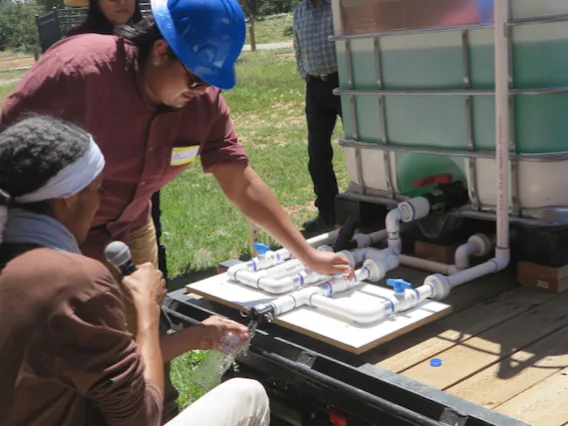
[335,22,568,196]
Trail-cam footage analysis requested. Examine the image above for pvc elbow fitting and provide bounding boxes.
[364,248,394,265]
[227,261,252,278]
[386,208,402,234]
[352,233,373,249]
[398,196,431,222]
[494,248,510,271]
[455,233,494,270]
[454,242,476,270]
[468,233,493,257]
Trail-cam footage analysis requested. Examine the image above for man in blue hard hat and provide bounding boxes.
[0,0,353,422]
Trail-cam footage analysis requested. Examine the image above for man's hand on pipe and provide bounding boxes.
[211,163,353,279]
[298,248,354,279]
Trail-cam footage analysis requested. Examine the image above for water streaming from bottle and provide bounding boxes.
[190,318,259,392]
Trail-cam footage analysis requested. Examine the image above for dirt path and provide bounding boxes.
[0,57,34,71]
[0,78,21,86]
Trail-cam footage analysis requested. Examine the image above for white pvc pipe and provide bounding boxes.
[270,285,326,316]
[271,269,366,318]
[260,259,305,279]
[454,242,478,270]
[411,7,516,304]
[454,234,493,270]
[309,294,393,324]
[272,229,342,260]
[234,268,329,294]
[386,208,403,254]
[399,255,458,275]
[309,278,438,325]
[227,230,342,276]
[494,0,511,269]
[305,229,340,248]
[351,228,388,249]
[266,262,380,316]
[340,247,393,268]
[447,259,500,288]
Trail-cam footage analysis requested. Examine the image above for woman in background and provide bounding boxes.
[67,0,143,36]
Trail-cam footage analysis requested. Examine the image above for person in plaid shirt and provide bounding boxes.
[293,0,342,234]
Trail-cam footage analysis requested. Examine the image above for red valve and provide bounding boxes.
[413,173,453,188]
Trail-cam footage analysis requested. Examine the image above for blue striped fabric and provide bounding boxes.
[293,0,338,78]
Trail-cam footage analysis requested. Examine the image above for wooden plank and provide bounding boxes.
[374,286,555,372]
[186,273,451,354]
[400,290,568,389]
[446,324,568,410]
[494,363,568,426]
[360,270,520,366]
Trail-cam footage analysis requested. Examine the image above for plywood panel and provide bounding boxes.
[400,291,568,389]
[446,324,568,410]
[376,287,555,372]
[186,273,451,354]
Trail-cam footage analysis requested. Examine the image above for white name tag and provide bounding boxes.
[170,146,199,166]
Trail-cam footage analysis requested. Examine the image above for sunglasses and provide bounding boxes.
[180,62,208,89]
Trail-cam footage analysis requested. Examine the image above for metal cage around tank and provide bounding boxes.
[329,0,568,227]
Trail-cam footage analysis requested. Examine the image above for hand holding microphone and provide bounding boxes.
[105,241,171,331]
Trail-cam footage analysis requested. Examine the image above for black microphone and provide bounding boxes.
[105,241,173,332]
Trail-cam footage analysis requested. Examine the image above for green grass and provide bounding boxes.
[244,14,294,45]
[0,69,27,79]
[0,83,18,102]
[0,48,349,409]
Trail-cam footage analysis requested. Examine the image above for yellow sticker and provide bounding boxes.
[170,146,199,166]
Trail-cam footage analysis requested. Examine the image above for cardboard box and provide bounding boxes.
[414,241,459,265]
[517,261,568,293]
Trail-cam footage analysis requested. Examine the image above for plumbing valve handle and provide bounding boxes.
[386,278,412,294]
[253,242,270,255]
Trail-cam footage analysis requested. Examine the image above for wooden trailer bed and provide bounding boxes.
[359,266,568,426]
[186,264,568,426]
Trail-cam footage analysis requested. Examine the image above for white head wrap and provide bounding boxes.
[0,136,105,244]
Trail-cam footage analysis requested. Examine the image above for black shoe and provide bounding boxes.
[302,215,335,234]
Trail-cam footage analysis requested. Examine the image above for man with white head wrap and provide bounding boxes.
[0,115,270,426]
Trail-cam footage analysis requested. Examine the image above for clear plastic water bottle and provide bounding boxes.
[190,333,246,392]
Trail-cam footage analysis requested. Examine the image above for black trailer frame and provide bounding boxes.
[163,287,529,426]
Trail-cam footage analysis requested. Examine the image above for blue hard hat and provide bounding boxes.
[150,0,246,90]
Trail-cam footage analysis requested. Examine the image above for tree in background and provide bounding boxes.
[0,0,298,55]
[240,0,265,52]
[0,0,45,54]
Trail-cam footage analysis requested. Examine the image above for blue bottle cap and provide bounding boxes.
[430,358,442,367]
[253,242,270,255]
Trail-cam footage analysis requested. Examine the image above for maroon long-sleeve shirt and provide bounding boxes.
[0,33,248,262]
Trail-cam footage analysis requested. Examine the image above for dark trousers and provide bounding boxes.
[151,191,168,283]
[305,72,342,223]
[150,191,178,423]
